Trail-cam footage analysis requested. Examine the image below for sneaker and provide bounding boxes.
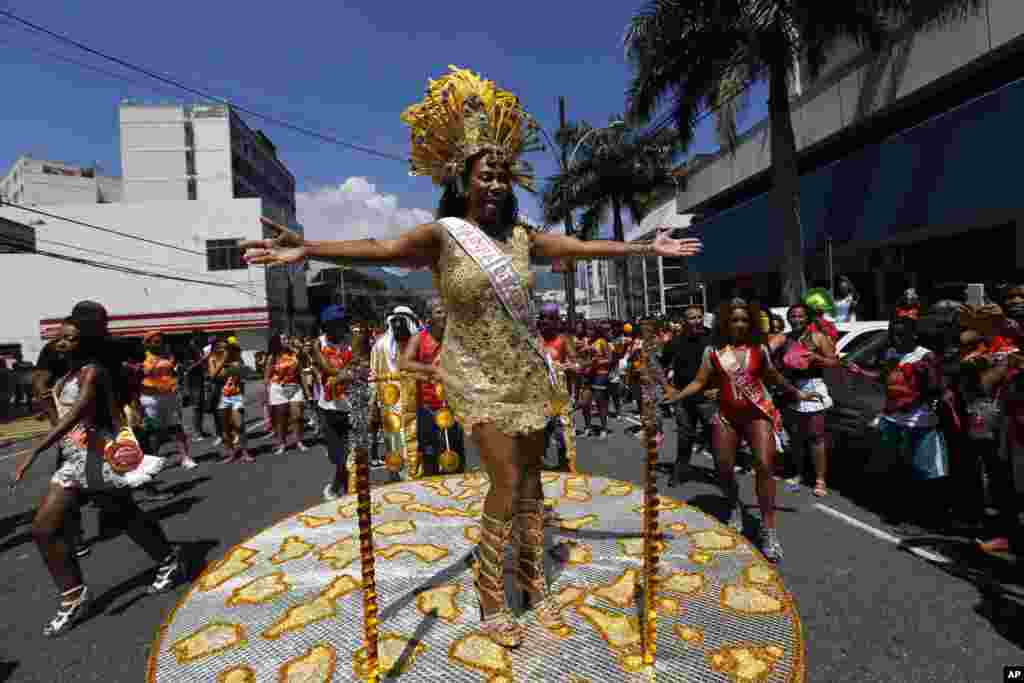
[75,542,91,559]
[43,585,89,638]
[180,458,199,470]
[597,429,609,440]
[296,442,309,453]
[273,445,286,456]
[149,550,183,594]
[760,528,784,563]
[212,438,223,447]
[323,483,340,501]
[370,455,386,468]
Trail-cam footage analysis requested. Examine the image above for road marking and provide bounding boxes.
[0,447,32,462]
[813,503,953,565]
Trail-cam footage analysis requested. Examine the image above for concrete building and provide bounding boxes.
[630,0,1024,318]
[0,197,312,361]
[0,103,308,361]
[119,102,296,219]
[0,156,122,206]
[571,259,619,319]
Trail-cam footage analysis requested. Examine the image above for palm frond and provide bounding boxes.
[861,0,984,32]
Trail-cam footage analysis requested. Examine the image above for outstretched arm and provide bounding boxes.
[243,218,441,269]
[531,229,701,261]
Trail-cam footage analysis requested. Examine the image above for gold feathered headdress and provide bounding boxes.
[401,66,543,192]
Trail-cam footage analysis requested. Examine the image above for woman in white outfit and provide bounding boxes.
[264,334,307,454]
[833,276,859,323]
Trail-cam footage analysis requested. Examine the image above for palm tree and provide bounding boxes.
[542,118,682,318]
[624,0,984,304]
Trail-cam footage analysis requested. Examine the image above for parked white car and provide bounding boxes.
[834,321,890,358]
[768,307,889,358]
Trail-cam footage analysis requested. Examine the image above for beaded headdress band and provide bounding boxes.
[401,66,543,192]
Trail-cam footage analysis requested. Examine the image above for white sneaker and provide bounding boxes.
[212,438,223,447]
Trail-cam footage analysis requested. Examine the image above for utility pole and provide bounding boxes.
[559,96,578,328]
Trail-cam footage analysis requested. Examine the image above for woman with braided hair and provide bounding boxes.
[241,66,702,649]
[11,302,182,637]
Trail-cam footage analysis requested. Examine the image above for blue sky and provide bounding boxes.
[0,1,767,242]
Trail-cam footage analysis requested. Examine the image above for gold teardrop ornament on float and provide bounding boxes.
[434,384,444,402]
[383,413,402,433]
[438,449,460,474]
[384,451,405,472]
[434,409,455,430]
[381,383,401,406]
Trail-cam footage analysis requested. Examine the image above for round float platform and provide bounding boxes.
[148,473,805,682]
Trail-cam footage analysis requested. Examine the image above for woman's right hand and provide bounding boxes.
[241,219,307,265]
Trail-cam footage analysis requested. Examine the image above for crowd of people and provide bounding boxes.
[7,64,1020,658]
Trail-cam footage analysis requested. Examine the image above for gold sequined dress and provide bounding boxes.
[433,222,565,436]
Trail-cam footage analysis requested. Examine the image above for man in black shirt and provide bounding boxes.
[660,305,716,486]
[183,330,209,438]
[33,340,71,426]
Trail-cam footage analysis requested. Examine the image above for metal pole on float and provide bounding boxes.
[638,321,663,669]
[355,370,407,682]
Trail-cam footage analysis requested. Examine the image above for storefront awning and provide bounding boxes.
[40,306,270,340]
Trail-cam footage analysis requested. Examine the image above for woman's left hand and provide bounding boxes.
[652,229,702,258]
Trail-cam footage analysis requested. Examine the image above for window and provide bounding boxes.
[206,238,245,271]
[841,330,889,367]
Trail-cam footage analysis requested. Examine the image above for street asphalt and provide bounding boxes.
[0,385,1021,682]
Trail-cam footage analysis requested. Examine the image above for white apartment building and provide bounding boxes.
[119,102,296,219]
[629,0,1024,317]
[0,103,307,361]
[0,156,122,206]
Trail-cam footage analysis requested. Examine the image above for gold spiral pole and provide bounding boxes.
[354,442,380,683]
[354,371,403,682]
[638,321,661,669]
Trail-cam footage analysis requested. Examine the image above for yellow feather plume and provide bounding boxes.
[401,66,541,191]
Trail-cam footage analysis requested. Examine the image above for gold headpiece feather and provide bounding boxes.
[401,66,543,192]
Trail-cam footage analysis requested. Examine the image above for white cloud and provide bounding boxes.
[296,177,434,242]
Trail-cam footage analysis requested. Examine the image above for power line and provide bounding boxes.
[0,233,260,289]
[31,234,264,296]
[0,200,209,255]
[0,35,195,101]
[0,9,409,163]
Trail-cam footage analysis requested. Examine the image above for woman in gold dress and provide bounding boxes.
[242,66,702,649]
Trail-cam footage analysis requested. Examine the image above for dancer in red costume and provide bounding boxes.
[667,298,822,562]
